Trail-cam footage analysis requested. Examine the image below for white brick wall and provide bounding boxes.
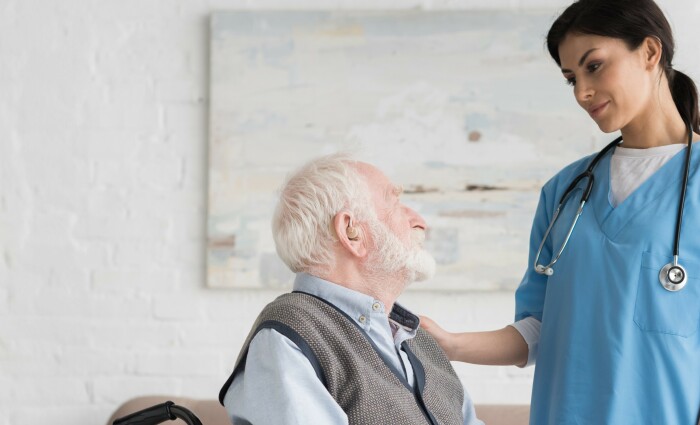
[1,0,698,424]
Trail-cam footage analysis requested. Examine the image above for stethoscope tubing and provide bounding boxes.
[533,136,621,275]
[674,130,694,260]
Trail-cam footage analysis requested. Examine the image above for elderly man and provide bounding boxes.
[219,154,483,425]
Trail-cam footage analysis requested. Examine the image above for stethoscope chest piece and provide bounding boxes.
[659,262,687,291]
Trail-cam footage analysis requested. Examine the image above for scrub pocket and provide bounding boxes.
[634,251,700,337]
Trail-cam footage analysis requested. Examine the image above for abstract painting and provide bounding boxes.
[207,10,595,290]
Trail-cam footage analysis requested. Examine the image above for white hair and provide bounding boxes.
[272,153,371,274]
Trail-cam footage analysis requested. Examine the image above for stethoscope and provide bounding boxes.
[534,126,694,292]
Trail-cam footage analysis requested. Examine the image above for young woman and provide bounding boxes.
[422,0,700,423]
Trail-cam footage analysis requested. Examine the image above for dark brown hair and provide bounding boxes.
[546,0,699,132]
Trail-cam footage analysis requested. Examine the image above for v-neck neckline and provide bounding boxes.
[591,144,699,240]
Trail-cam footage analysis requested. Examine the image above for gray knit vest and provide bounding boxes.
[219,292,465,425]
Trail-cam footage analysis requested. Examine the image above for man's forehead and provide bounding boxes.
[354,162,390,185]
[353,161,378,175]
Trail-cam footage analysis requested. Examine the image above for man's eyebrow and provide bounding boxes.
[385,185,403,200]
[561,48,598,73]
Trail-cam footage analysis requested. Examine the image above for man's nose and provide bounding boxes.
[406,206,427,230]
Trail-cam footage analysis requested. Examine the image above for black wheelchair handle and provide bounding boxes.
[112,401,202,425]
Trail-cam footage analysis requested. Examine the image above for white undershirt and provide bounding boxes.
[512,142,689,367]
[610,143,687,207]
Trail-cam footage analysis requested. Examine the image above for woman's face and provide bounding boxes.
[558,33,656,133]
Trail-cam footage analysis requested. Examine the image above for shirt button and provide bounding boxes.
[372,302,381,311]
[358,315,366,324]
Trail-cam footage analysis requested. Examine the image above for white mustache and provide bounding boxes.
[411,229,426,247]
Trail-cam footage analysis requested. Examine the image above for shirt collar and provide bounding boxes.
[292,273,420,336]
[389,303,420,331]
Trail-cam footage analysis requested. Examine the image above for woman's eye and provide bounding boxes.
[587,62,601,72]
[566,77,576,86]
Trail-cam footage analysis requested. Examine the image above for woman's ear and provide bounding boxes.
[642,36,663,70]
[333,211,367,258]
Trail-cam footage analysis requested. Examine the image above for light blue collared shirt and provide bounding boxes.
[223,273,483,425]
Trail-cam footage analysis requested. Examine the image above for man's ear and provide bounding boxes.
[333,211,367,258]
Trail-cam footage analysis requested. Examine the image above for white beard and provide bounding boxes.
[366,219,436,283]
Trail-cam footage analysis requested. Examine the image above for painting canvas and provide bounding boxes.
[207,10,595,290]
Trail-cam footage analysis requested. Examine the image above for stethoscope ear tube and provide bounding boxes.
[534,198,586,276]
[558,171,595,205]
[535,138,619,277]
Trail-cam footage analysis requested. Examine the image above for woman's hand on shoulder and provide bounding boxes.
[419,315,457,360]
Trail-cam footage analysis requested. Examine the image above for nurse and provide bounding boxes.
[421,0,700,423]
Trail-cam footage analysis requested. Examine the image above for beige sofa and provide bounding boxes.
[107,396,529,425]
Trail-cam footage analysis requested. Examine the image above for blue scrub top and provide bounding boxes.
[516,146,700,425]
